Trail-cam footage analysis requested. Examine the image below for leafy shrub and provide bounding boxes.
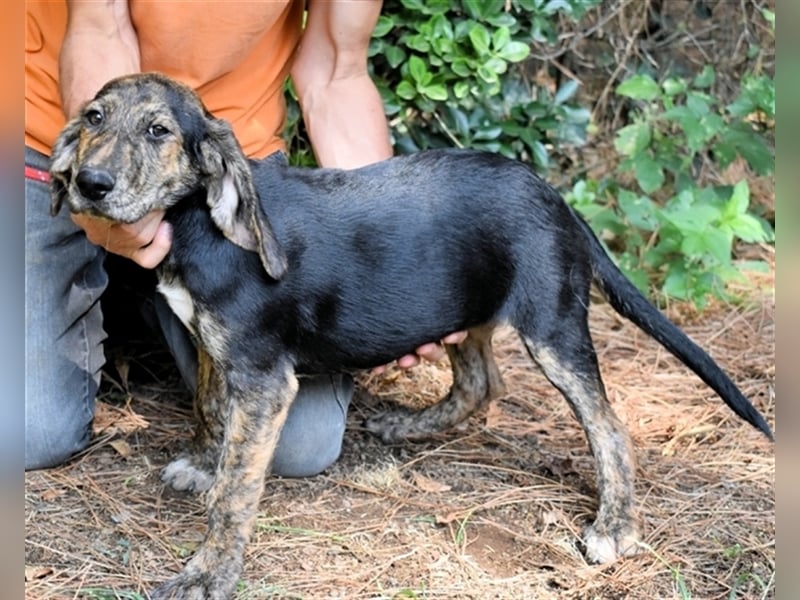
[369,0,598,167]
[566,66,774,308]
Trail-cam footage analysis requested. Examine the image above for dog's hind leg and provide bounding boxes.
[365,325,505,442]
[161,347,226,493]
[518,313,641,564]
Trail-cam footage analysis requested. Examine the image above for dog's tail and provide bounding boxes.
[574,210,774,440]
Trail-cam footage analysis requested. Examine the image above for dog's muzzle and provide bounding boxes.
[75,167,116,201]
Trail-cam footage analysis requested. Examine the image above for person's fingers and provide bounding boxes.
[370,364,387,376]
[396,353,421,369]
[71,210,170,267]
[374,330,471,375]
[414,342,445,363]
[130,221,172,268]
[441,330,468,345]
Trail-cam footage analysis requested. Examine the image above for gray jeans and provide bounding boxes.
[25,146,350,476]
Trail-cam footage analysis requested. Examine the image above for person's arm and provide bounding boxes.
[59,0,170,268]
[291,1,466,366]
[60,0,140,118]
[290,0,392,169]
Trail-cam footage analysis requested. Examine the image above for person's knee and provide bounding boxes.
[270,374,353,478]
[25,411,91,470]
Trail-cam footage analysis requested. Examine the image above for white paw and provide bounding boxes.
[161,457,215,493]
[584,524,642,564]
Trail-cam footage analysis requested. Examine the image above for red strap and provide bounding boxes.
[25,165,51,183]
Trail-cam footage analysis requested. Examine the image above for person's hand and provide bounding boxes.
[372,331,469,375]
[71,210,172,269]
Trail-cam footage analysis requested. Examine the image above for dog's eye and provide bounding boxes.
[85,110,104,126]
[148,124,171,139]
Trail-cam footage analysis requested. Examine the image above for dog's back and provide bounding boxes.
[166,149,586,371]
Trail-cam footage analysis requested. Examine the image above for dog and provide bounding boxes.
[49,73,773,599]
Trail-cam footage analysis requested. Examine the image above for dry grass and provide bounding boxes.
[25,261,774,600]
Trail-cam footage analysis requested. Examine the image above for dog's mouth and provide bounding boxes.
[65,179,153,224]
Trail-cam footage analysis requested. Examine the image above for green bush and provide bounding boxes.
[369,0,597,166]
[566,66,775,308]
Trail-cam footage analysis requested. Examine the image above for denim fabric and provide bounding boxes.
[25,146,107,469]
[25,146,351,476]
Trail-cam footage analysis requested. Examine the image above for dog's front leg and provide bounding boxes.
[152,360,299,600]
[162,347,228,493]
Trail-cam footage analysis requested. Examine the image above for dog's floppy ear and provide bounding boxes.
[200,116,288,280]
[48,116,83,216]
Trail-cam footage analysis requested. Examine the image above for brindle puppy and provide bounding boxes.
[49,73,773,599]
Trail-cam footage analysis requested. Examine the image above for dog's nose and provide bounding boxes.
[75,167,116,201]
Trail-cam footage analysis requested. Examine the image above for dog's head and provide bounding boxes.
[50,72,287,279]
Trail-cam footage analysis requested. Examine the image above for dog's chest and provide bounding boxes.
[156,277,196,335]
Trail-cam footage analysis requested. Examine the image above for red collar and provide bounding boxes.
[25,165,51,183]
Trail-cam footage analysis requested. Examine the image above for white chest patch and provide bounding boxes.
[157,279,196,335]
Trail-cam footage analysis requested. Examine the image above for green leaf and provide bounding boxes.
[450,58,473,78]
[486,12,517,28]
[405,33,430,53]
[719,124,774,176]
[430,13,454,40]
[453,81,470,99]
[633,154,665,193]
[663,263,691,300]
[473,124,503,141]
[686,91,712,117]
[420,84,448,101]
[618,190,659,230]
[727,213,772,243]
[469,24,492,56]
[491,26,511,50]
[530,140,550,169]
[483,57,508,75]
[384,46,406,69]
[554,79,579,105]
[544,0,574,15]
[663,203,721,233]
[476,64,500,85]
[692,65,716,89]
[662,77,688,96]
[408,55,427,84]
[616,74,661,101]
[723,180,750,218]
[396,80,417,100]
[372,15,394,38]
[614,122,651,156]
[496,40,531,62]
[680,228,733,265]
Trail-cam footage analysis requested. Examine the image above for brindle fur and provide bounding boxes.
[49,73,772,599]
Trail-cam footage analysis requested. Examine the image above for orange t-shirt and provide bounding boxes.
[25,0,304,159]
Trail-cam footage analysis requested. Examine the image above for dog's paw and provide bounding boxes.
[161,457,215,493]
[583,522,642,564]
[151,551,242,600]
[364,409,419,444]
[150,573,230,600]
